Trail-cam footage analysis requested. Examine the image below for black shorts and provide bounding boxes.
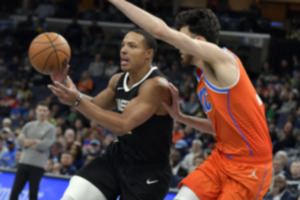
[76,148,172,200]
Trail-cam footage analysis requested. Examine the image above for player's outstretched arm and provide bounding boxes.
[48,76,170,136]
[162,83,215,135]
[108,0,235,69]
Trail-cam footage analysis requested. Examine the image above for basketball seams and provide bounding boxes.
[41,51,56,73]
[44,33,61,73]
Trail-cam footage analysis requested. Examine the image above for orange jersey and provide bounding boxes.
[196,48,272,163]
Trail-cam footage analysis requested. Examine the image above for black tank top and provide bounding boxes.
[112,67,173,165]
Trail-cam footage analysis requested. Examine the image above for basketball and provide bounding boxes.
[28,32,71,75]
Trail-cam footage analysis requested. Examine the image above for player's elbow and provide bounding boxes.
[151,20,169,40]
[112,121,132,136]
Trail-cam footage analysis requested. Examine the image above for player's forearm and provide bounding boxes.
[177,114,215,134]
[23,138,39,147]
[75,98,130,136]
[109,0,168,39]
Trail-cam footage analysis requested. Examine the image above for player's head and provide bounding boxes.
[175,9,220,66]
[120,29,157,71]
[35,101,50,121]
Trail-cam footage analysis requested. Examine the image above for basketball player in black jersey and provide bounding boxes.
[48,29,173,200]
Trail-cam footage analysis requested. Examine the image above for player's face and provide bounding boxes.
[35,105,49,121]
[179,26,195,67]
[120,32,152,71]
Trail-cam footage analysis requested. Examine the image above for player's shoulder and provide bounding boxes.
[144,75,169,89]
[108,72,124,88]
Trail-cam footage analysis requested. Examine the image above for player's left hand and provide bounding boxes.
[48,81,80,107]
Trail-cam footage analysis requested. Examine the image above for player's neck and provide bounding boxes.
[127,65,151,88]
[37,118,48,123]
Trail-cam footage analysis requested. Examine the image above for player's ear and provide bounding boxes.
[146,48,154,60]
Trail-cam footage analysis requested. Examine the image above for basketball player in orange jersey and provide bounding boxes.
[108,1,273,200]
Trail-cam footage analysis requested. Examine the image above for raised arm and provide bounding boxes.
[109,0,238,87]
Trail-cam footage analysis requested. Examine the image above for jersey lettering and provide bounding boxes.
[117,98,129,112]
[199,87,211,113]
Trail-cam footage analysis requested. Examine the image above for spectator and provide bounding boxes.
[172,121,184,144]
[273,121,296,153]
[181,139,203,171]
[273,156,289,178]
[0,127,13,145]
[84,19,104,53]
[77,71,94,95]
[88,139,102,156]
[11,149,21,169]
[0,136,8,158]
[103,59,119,78]
[169,149,188,188]
[181,92,201,116]
[34,0,56,19]
[286,160,300,194]
[52,162,61,175]
[64,17,84,52]
[174,139,189,159]
[87,53,105,78]
[59,151,77,176]
[50,141,63,163]
[45,159,54,173]
[64,128,76,149]
[0,137,18,168]
[182,125,196,148]
[2,117,12,128]
[68,143,84,170]
[188,154,205,174]
[277,91,298,114]
[275,151,289,172]
[264,174,297,200]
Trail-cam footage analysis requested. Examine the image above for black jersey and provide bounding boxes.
[114,66,173,165]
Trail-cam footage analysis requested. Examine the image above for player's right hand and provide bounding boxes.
[50,64,70,85]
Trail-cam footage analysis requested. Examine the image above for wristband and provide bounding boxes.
[73,94,83,107]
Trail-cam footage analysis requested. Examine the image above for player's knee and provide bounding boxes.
[174,186,200,200]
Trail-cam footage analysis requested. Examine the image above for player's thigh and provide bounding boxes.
[179,160,222,200]
[119,166,172,200]
[76,156,120,200]
[219,161,273,200]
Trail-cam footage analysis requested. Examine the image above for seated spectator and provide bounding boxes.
[0,137,18,168]
[64,128,76,149]
[0,127,13,145]
[68,143,84,170]
[181,139,203,171]
[0,136,8,158]
[277,91,297,114]
[87,139,102,156]
[59,151,77,176]
[64,17,84,52]
[273,156,290,178]
[182,92,201,116]
[77,71,94,95]
[174,139,189,159]
[2,117,12,129]
[264,174,297,200]
[188,154,205,174]
[87,53,105,78]
[50,141,63,163]
[172,121,184,144]
[275,150,289,171]
[287,160,300,194]
[104,59,119,78]
[34,0,56,19]
[169,149,188,188]
[182,126,196,148]
[45,159,54,174]
[273,121,296,153]
[11,149,21,169]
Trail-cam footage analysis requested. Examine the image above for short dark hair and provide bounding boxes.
[131,29,157,55]
[175,9,220,44]
[36,101,49,108]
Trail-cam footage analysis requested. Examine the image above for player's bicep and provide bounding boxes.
[92,74,121,110]
[120,79,169,132]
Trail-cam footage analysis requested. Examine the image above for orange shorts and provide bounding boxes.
[179,150,272,200]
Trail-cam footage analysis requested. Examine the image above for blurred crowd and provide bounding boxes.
[0,0,300,199]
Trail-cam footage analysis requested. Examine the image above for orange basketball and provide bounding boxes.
[28,32,71,75]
